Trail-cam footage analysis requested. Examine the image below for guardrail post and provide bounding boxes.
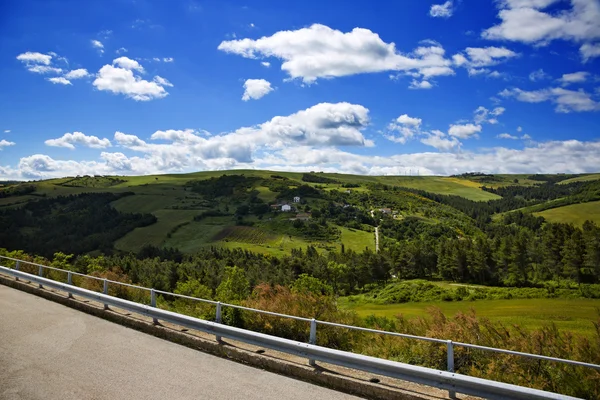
[67,271,73,298]
[103,279,109,310]
[38,265,44,288]
[215,302,222,342]
[447,340,456,398]
[15,261,20,281]
[309,318,317,366]
[150,289,158,324]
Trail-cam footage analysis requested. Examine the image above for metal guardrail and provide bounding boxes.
[0,265,583,400]
[0,255,597,399]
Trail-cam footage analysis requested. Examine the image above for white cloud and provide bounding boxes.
[448,123,482,139]
[4,135,600,180]
[463,46,518,66]
[559,71,589,85]
[474,106,505,124]
[500,86,600,112]
[261,61,270,67]
[116,47,128,54]
[396,114,422,126]
[386,114,423,143]
[483,0,600,45]
[242,79,274,101]
[16,52,52,65]
[218,24,454,84]
[522,134,532,139]
[93,58,171,101]
[517,126,523,132]
[498,133,519,139]
[430,1,453,18]
[163,57,174,62]
[4,130,10,133]
[580,43,600,62]
[64,69,90,79]
[0,140,15,149]
[153,76,173,87]
[409,79,433,89]
[91,40,104,54]
[26,65,63,74]
[529,68,550,81]
[113,56,145,72]
[45,132,112,150]
[420,130,461,151]
[47,77,72,85]
[452,47,517,78]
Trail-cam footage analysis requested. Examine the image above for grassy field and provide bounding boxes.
[115,209,202,251]
[559,173,600,185]
[337,226,375,253]
[376,176,501,201]
[534,201,600,227]
[162,216,231,253]
[339,297,600,337]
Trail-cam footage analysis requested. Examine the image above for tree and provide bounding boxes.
[292,274,333,296]
[561,230,585,282]
[216,266,250,302]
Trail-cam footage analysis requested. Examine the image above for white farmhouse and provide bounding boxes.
[281,204,292,212]
[293,196,300,203]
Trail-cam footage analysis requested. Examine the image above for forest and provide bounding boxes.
[1,171,600,397]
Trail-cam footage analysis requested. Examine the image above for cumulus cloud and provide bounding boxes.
[261,61,270,67]
[93,58,172,101]
[386,114,422,144]
[483,0,600,47]
[500,86,600,112]
[153,76,173,87]
[448,123,482,139]
[498,133,519,139]
[420,130,461,151]
[113,57,144,72]
[16,52,52,65]
[3,137,600,180]
[474,106,505,124]
[529,68,550,81]
[47,77,72,85]
[0,139,15,149]
[429,1,453,18]
[112,102,372,168]
[559,71,589,86]
[27,66,63,74]
[409,79,433,89]
[64,69,90,79]
[218,24,455,84]
[580,43,600,62]
[16,51,65,75]
[44,132,112,150]
[452,46,518,77]
[91,39,104,54]
[116,47,128,55]
[4,130,10,133]
[242,79,274,101]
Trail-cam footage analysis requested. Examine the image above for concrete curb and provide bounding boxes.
[0,275,442,400]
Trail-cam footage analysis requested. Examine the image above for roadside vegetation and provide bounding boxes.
[2,170,600,397]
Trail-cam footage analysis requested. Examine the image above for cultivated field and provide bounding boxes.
[534,201,600,227]
[339,297,600,337]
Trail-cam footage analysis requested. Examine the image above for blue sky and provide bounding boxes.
[1,0,599,179]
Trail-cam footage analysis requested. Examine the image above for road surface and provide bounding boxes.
[0,284,361,400]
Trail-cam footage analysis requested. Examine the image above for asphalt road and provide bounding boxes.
[0,284,361,400]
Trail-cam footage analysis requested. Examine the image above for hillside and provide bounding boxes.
[0,170,599,260]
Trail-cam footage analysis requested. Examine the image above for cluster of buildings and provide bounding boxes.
[270,196,301,212]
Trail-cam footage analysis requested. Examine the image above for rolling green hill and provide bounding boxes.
[534,201,600,227]
[1,170,600,257]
